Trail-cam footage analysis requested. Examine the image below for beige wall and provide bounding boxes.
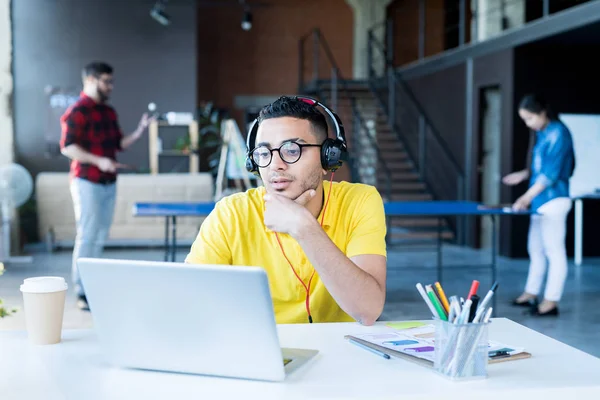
[0,0,13,166]
[474,0,525,42]
[346,0,393,79]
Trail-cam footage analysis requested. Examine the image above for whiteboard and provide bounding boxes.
[222,119,257,181]
[559,113,600,198]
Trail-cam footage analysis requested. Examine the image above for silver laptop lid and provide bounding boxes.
[77,258,286,381]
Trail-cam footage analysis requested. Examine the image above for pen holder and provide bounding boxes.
[433,319,490,381]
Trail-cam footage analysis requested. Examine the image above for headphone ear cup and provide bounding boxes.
[245,119,261,176]
[245,156,260,176]
[321,138,344,172]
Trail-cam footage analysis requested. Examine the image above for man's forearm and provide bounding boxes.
[61,144,101,165]
[121,129,142,150]
[294,221,385,325]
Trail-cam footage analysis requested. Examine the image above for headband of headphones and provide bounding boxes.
[245,96,348,174]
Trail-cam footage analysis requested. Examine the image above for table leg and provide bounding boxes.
[437,217,442,284]
[491,214,497,314]
[575,198,583,266]
[171,216,177,262]
[164,216,170,262]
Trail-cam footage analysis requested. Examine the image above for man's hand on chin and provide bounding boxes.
[263,189,318,238]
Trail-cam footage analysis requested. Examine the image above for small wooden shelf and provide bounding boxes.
[149,120,198,174]
[158,150,192,156]
[156,121,192,127]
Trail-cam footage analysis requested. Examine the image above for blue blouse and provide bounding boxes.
[529,120,575,211]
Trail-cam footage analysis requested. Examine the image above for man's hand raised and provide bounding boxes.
[263,189,317,238]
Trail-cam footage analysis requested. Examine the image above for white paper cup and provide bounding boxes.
[20,277,68,345]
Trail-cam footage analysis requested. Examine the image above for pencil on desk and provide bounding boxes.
[434,282,451,313]
[426,285,448,321]
[416,283,438,317]
[348,338,391,360]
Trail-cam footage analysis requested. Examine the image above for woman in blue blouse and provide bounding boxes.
[503,94,575,317]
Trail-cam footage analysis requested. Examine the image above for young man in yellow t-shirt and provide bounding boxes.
[185,96,387,326]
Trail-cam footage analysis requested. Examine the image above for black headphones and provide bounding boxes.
[245,96,348,176]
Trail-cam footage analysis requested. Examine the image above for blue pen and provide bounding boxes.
[348,338,391,360]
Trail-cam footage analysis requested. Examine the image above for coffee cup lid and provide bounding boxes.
[20,276,68,293]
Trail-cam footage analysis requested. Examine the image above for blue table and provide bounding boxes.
[133,201,527,272]
[385,201,527,285]
[134,200,528,310]
[133,202,216,262]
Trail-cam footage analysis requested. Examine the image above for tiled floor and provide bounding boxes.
[1,243,599,357]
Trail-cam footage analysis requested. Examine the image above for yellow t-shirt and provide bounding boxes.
[185,180,387,324]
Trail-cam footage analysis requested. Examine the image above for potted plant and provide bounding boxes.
[174,101,226,178]
[0,263,18,318]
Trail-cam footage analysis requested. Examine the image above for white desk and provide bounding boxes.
[574,194,600,266]
[1,318,599,400]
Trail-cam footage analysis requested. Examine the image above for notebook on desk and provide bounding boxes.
[477,204,514,212]
[345,323,531,367]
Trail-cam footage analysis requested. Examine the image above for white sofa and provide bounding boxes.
[36,172,214,250]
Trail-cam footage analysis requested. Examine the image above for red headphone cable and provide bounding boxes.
[274,173,334,323]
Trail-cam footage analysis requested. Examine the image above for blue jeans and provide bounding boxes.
[70,177,116,297]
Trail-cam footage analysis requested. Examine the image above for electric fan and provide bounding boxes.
[0,163,34,263]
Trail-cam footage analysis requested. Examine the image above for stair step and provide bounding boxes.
[376,140,405,150]
[376,131,398,139]
[377,181,426,191]
[383,151,410,159]
[387,193,433,201]
[378,172,421,181]
[389,218,448,228]
[377,144,405,152]
[387,231,455,240]
[380,151,411,160]
[377,182,423,190]
[376,134,401,142]
[386,164,415,172]
[321,95,378,102]
[317,82,370,91]
[388,194,432,202]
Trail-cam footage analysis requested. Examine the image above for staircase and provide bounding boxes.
[298,27,463,246]
[301,79,455,245]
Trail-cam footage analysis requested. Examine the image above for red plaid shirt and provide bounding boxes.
[59,92,123,184]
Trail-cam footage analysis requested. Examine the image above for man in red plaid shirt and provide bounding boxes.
[60,61,154,311]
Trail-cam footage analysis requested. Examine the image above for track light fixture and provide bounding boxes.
[241,8,252,31]
[150,0,170,26]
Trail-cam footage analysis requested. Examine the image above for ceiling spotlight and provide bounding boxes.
[241,9,252,31]
[150,0,170,26]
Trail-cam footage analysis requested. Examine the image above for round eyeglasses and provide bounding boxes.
[251,141,322,168]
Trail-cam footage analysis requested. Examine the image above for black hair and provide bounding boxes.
[82,61,113,80]
[518,94,557,120]
[257,96,328,142]
[521,93,575,176]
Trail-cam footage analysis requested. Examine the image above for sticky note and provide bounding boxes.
[385,321,428,330]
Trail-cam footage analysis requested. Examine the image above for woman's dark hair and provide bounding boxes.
[520,94,575,176]
[518,94,558,120]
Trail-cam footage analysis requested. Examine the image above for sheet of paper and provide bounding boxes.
[351,324,526,362]
[385,321,428,330]
[352,325,437,362]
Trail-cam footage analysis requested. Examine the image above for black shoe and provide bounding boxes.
[77,295,90,311]
[527,306,559,317]
[512,297,537,307]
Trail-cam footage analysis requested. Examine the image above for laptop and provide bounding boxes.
[77,258,318,382]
